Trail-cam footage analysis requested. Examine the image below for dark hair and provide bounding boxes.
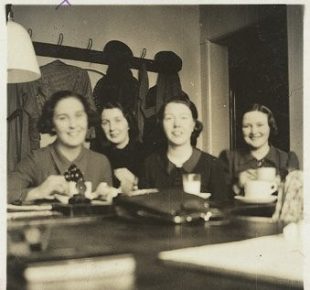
[158,92,203,147]
[38,90,98,135]
[98,101,139,143]
[242,103,278,138]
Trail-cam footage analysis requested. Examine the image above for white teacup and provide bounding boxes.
[256,167,276,182]
[182,173,201,195]
[244,180,278,198]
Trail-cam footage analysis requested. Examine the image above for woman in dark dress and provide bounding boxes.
[219,103,299,196]
[91,101,146,193]
[139,92,228,202]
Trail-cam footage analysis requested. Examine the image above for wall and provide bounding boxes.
[13,5,202,147]
[287,6,303,166]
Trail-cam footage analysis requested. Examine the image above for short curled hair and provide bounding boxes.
[158,92,203,147]
[242,103,278,138]
[38,90,98,135]
[98,101,139,143]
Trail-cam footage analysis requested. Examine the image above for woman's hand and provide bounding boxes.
[114,168,138,194]
[238,169,257,188]
[25,175,69,201]
[93,182,119,202]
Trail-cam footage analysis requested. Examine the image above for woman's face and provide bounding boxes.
[101,108,130,148]
[53,97,88,148]
[242,111,270,149]
[163,102,195,147]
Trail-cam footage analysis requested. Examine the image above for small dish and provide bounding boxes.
[234,195,277,204]
[190,192,212,199]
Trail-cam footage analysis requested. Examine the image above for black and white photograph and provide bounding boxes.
[4,2,307,290]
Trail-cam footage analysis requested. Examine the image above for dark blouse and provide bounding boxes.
[91,139,146,187]
[139,148,229,202]
[218,145,300,193]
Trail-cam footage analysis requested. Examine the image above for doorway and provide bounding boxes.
[218,7,289,151]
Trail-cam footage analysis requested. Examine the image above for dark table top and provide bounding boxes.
[7,203,302,290]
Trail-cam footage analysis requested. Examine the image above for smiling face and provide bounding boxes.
[53,97,88,149]
[163,102,196,147]
[242,111,270,150]
[101,108,130,149]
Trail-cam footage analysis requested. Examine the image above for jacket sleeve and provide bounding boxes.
[7,153,39,203]
[218,150,235,196]
[288,151,300,171]
[209,157,232,202]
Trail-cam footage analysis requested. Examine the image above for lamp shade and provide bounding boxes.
[7,20,41,83]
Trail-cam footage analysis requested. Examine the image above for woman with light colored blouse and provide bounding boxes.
[8,90,112,204]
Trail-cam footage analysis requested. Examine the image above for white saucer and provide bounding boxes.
[189,192,212,199]
[234,195,277,204]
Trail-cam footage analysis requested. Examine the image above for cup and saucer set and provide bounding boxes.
[234,167,278,204]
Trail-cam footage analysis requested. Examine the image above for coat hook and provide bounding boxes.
[27,28,32,38]
[140,48,147,59]
[57,33,64,45]
[87,38,93,50]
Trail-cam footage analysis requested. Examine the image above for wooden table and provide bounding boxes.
[7,204,301,290]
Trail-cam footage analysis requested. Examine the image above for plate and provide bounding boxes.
[234,195,277,204]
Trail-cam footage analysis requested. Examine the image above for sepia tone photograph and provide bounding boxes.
[5,2,305,290]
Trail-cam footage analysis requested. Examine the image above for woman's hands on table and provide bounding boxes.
[114,168,138,194]
[234,169,281,195]
[25,175,69,201]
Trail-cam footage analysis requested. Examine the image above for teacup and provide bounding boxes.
[182,173,201,195]
[244,180,277,198]
[256,167,276,182]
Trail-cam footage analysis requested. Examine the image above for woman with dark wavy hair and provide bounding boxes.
[139,92,228,202]
[8,90,112,203]
[90,101,147,194]
[219,103,299,196]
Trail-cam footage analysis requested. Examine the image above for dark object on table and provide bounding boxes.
[53,203,115,217]
[114,189,228,224]
[64,164,91,205]
[229,204,276,220]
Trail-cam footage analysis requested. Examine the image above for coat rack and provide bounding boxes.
[32,41,161,73]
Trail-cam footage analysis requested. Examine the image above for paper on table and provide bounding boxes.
[159,235,303,287]
[8,204,53,211]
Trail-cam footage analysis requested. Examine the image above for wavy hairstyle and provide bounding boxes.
[157,92,203,147]
[38,90,98,135]
[97,101,139,145]
[242,103,278,138]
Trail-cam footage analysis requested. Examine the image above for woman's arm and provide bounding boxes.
[7,154,69,203]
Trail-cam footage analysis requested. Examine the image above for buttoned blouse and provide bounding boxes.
[8,142,112,203]
[139,148,228,202]
[218,145,299,193]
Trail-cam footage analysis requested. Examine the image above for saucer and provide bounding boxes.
[189,192,212,199]
[234,195,277,204]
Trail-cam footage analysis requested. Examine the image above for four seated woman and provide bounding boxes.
[139,92,228,202]
[219,103,299,196]
[8,90,113,204]
[7,90,301,211]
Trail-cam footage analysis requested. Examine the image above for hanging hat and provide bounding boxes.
[103,40,133,64]
[155,51,182,73]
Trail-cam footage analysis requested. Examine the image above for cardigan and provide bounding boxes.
[7,142,112,203]
[139,148,229,202]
